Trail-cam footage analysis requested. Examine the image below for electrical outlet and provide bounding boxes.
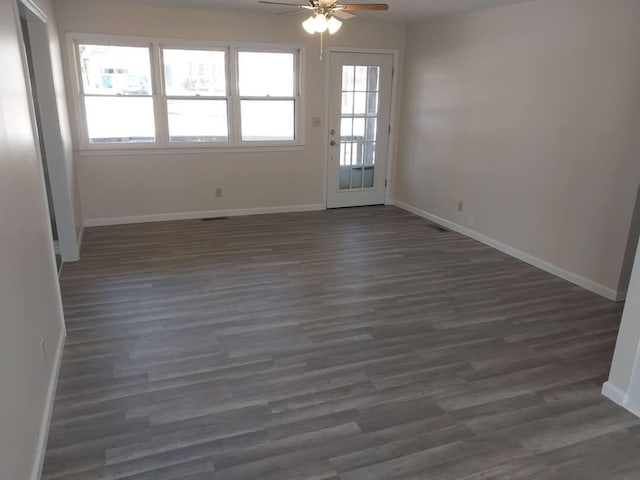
[215,187,222,198]
[40,339,46,362]
[457,201,464,212]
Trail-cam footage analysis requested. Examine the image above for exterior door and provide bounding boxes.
[327,52,393,208]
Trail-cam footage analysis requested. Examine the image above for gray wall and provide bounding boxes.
[0,1,67,478]
[395,0,640,296]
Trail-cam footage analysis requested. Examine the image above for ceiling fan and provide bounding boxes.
[258,1,389,35]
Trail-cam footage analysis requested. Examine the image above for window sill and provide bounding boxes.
[77,144,307,156]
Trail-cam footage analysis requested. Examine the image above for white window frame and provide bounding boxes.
[236,48,300,145]
[160,44,231,145]
[67,33,306,153]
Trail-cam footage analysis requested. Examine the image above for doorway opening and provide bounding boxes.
[17,0,80,270]
[20,10,60,268]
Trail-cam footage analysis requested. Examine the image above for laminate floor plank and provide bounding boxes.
[42,206,639,479]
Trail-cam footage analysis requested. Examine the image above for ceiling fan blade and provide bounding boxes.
[336,3,389,11]
[276,8,308,14]
[257,1,307,7]
[332,10,355,19]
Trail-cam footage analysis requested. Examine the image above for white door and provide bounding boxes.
[327,52,393,208]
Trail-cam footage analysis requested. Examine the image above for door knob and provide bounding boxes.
[330,140,337,146]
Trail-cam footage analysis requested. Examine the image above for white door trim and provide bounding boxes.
[17,1,80,262]
[323,47,399,209]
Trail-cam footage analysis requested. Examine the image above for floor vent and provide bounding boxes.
[426,223,449,233]
[202,217,229,222]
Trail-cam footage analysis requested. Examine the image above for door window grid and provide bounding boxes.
[339,65,380,190]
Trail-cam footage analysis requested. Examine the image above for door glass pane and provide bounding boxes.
[341,117,353,137]
[352,167,364,189]
[366,92,379,115]
[365,118,377,142]
[353,92,366,115]
[367,67,380,91]
[364,142,376,166]
[341,92,353,113]
[342,66,355,91]
[354,66,368,90]
[167,100,228,142]
[339,64,381,190]
[364,167,374,188]
[78,44,152,95]
[163,49,226,96]
[353,118,365,139]
[85,96,155,143]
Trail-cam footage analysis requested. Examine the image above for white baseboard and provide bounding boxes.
[31,331,65,480]
[602,381,628,407]
[84,204,326,227]
[391,199,623,302]
[601,381,640,418]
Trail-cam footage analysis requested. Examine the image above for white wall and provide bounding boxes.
[53,0,406,223]
[605,240,640,411]
[394,0,640,298]
[0,0,67,478]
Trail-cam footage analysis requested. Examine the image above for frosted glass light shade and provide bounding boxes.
[302,16,316,34]
[327,16,342,35]
[313,14,329,33]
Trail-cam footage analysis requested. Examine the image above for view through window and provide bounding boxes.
[76,40,300,147]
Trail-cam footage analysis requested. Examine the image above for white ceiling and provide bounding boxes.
[113,0,536,22]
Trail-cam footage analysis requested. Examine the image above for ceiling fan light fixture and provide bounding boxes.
[327,15,342,34]
[302,15,317,34]
[313,13,329,33]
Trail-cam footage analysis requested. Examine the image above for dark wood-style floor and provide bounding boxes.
[43,206,640,480]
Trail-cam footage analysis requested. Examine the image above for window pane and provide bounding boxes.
[163,49,226,96]
[241,100,294,141]
[85,97,155,143]
[341,117,353,138]
[355,66,368,91]
[79,44,152,95]
[167,100,228,142]
[342,66,355,91]
[238,52,294,97]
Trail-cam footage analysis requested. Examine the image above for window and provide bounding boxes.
[162,48,229,143]
[238,51,296,141]
[78,44,155,143]
[72,37,302,150]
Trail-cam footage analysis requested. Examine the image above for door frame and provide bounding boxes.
[16,0,81,263]
[323,47,400,209]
